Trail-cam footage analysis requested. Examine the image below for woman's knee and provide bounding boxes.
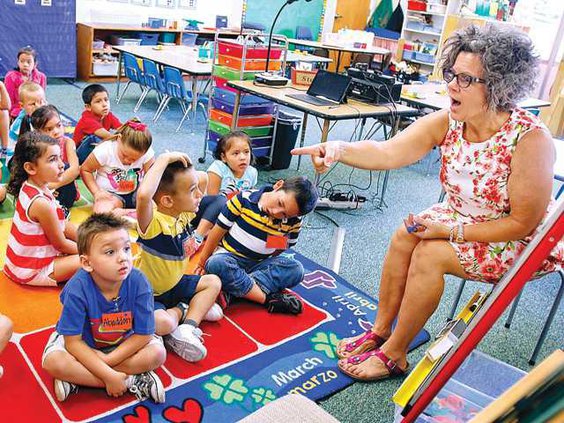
[389,226,420,255]
[409,240,452,275]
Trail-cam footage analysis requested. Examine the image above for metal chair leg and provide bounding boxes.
[116,81,132,104]
[176,102,193,132]
[529,270,564,365]
[153,96,171,122]
[448,279,467,320]
[504,289,524,328]
[133,87,150,113]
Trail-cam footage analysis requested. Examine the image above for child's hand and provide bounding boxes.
[194,263,206,276]
[161,151,192,166]
[104,371,128,398]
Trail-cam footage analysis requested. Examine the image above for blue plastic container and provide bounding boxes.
[182,33,198,46]
[137,33,159,46]
[211,98,275,115]
[213,88,271,105]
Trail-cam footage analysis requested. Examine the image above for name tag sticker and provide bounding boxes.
[102,311,132,331]
[266,235,288,249]
[118,179,135,192]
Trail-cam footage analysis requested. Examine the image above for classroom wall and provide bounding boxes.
[76,0,244,29]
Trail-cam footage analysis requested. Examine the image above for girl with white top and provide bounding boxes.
[80,118,155,218]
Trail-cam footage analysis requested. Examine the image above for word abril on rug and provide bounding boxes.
[0,247,430,422]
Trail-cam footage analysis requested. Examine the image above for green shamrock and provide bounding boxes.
[203,374,249,405]
[250,387,276,405]
[310,331,340,359]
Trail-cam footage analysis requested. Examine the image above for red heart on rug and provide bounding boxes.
[123,405,152,423]
[163,399,203,423]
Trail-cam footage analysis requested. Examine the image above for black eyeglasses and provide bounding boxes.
[443,68,486,88]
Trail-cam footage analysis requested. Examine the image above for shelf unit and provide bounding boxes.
[398,0,460,77]
[76,23,240,82]
[200,33,288,164]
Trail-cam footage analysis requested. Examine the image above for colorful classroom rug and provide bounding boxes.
[0,112,430,421]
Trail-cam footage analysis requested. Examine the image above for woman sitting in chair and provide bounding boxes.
[292,24,564,381]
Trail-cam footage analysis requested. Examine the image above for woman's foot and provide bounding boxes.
[337,349,408,381]
[336,330,387,359]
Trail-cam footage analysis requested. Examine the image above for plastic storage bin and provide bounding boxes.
[408,0,427,11]
[213,76,239,93]
[159,33,176,43]
[217,55,282,71]
[271,111,301,169]
[209,109,273,127]
[217,41,283,60]
[208,121,272,138]
[413,52,435,63]
[109,35,141,46]
[402,50,414,61]
[137,33,159,46]
[211,97,275,115]
[92,39,105,50]
[182,33,198,46]
[92,61,119,76]
[213,88,271,105]
[213,65,258,81]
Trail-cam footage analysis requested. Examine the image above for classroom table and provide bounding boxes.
[225,80,419,209]
[113,44,212,112]
[285,51,333,66]
[287,38,390,72]
[401,82,551,111]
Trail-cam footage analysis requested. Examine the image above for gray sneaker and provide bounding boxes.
[165,324,207,362]
[54,379,79,402]
[127,371,165,403]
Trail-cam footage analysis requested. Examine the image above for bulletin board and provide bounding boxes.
[0,0,76,78]
[242,0,326,40]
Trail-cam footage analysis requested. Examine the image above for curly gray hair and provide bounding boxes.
[440,24,539,112]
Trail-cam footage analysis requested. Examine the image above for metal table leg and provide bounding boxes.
[115,51,123,101]
[297,113,309,171]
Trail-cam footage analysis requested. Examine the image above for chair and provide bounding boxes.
[443,173,564,365]
[136,59,166,114]
[154,66,207,132]
[116,53,145,105]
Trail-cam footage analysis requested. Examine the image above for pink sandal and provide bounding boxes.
[338,349,408,381]
[336,330,386,359]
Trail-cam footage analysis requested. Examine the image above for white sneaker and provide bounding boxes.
[0,365,3,378]
[126,371,165,403]
[54,379,79,402]
[204,303,224,322]
[165,324,207,362]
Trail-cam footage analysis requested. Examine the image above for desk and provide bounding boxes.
[401,82,551,111]
[113,45,212,101]
[285,51,333,66]
[226,80,418,208]
[288,39,390,72]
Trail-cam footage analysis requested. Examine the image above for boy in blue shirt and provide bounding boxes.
[42,214,166,403]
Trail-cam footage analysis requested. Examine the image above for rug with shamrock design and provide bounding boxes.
[0,246,429,422]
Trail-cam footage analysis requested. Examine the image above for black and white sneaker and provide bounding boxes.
[265,292,303,315]
[54,379,79,402]
[127,371,165,403]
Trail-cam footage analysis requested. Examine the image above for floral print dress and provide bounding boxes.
[419,108,563,283]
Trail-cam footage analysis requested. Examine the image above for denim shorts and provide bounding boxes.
[154,274,201,310]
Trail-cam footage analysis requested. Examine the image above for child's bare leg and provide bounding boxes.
[196,170,208,194]
[186,275,221,324]
[243,283,267,304]
[0,314,13,354]
[155,309,181,336]
[43,350,107,388]
[0,110,9,150]
[113,341,166,375]
[51,255,81,283]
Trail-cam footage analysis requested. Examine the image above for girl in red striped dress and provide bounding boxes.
[3,132,80,286]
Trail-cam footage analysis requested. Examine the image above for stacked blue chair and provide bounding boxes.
[137,59,166,114]
[116,53,145,106]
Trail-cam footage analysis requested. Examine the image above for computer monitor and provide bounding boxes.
[307,70,352,104]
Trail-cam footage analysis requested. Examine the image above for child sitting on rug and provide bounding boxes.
[42,213,166,403]
[3,132,80,286]
[0,313,13,379]
[81,118,154,219]
[190,131,258,250]
[73,84,122,164]
[9,81,47,146]
[136,152,223,362]
[196,176,318,315]
[19,105,80,214]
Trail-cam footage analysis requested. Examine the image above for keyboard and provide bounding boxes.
[286,93,337,107]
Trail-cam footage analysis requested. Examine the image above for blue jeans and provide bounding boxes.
[77,134,100,164]
[205,252,304,298]
[190,195,227,228]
